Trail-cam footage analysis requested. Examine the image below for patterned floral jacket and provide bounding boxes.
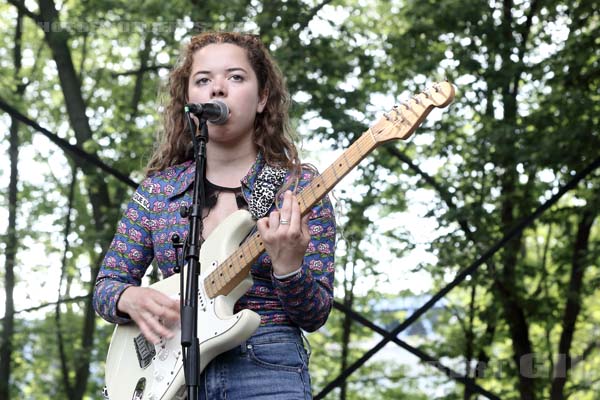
[93,154,336,332]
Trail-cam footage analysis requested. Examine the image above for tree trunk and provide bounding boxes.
[339,259,356,400]
[549,208,596,399]
[38,0,112,227]
[130,34,152,119]
[0,82,20,400]
[463,281,477,400]
[0,11,25,400]
[35,1,113,398]
[56,168,77,399]
[496,1,540,396]
[497,176,535,400]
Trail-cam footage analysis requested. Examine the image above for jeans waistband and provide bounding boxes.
[236,325,311,358]
[247,325,301,343]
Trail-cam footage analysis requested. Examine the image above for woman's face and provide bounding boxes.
[187,43,267,144]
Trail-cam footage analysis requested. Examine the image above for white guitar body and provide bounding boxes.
[104,210,261,400]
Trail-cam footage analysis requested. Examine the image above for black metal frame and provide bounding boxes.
[4,98,599,400]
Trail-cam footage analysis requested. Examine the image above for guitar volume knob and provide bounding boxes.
[153,370,164,382]
[159,349,170,361]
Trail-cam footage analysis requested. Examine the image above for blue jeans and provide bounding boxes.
[199,325,313,400]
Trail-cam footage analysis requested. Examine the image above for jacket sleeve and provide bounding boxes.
[271,172,336,332]
[93,181,155,324]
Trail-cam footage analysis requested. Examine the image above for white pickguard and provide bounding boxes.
[104,210,261,400]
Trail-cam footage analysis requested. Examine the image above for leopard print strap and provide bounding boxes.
[248,164,287,219]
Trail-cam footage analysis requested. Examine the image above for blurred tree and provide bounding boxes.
[0,0,597,399]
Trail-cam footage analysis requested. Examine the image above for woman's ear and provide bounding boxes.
[257,89,268,114]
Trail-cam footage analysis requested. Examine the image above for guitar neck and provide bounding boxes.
[203,81,455,298]
[204,132,377,298]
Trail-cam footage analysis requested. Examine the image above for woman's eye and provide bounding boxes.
[195,78,209,85]
[230,74,244,81]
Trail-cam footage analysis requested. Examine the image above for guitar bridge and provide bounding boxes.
[133,334,156,369]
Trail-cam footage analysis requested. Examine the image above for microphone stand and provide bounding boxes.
[179,111,209,400]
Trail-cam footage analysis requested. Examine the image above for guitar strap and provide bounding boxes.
[247,163,288,220]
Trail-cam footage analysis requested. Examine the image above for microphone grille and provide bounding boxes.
[210,100,229,125]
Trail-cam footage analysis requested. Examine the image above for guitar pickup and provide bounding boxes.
[133,334,156,369]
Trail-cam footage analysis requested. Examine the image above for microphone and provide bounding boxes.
[185,100,229,125]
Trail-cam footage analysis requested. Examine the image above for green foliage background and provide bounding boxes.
[0,0,598,399]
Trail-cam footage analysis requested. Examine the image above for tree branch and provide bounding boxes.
[6,0,41,23]
[110,64,171,77]
[297,0,335,32]
[0,296,88,322]
[571,339,600,370]
[520,0,540,51]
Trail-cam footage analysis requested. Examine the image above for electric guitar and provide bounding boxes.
[103,81,455,400]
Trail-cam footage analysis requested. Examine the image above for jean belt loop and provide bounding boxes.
[300,331,312,359]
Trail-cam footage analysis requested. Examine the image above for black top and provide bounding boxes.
[203,178,248,213]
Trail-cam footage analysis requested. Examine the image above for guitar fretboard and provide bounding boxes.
[203,132,378,298]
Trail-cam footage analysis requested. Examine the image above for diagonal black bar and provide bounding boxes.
[0,97,138,189]
[316,155,600,399]
[331,301,501,400]
[5,94,598,398]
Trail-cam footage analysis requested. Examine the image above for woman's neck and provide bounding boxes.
[205,144,258,187]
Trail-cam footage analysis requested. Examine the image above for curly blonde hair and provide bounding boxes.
[146,31,301,179]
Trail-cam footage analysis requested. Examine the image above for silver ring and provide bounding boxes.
[279,218,290,225]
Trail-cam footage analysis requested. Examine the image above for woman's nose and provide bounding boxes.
[211,78,227,98]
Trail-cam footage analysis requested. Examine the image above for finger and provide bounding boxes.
[141,308,175,342]
[288,194,302,233]
[146,297,166,318]
[154,294,180,322]
[167,297,181,313]
[146,291,173,312]
[269,209,280,231]
[137,310,166,344]
[257,216,269,233]
[137,319,160,345]
[160,303,181,325]
[278,191,293,228]
[301,213,310,234]
[150,316,175,341]
[258,216,276,243]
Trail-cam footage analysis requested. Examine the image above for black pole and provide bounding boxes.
[180,109,209,400]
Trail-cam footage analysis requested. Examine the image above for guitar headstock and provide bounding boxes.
[369,81,455,143]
